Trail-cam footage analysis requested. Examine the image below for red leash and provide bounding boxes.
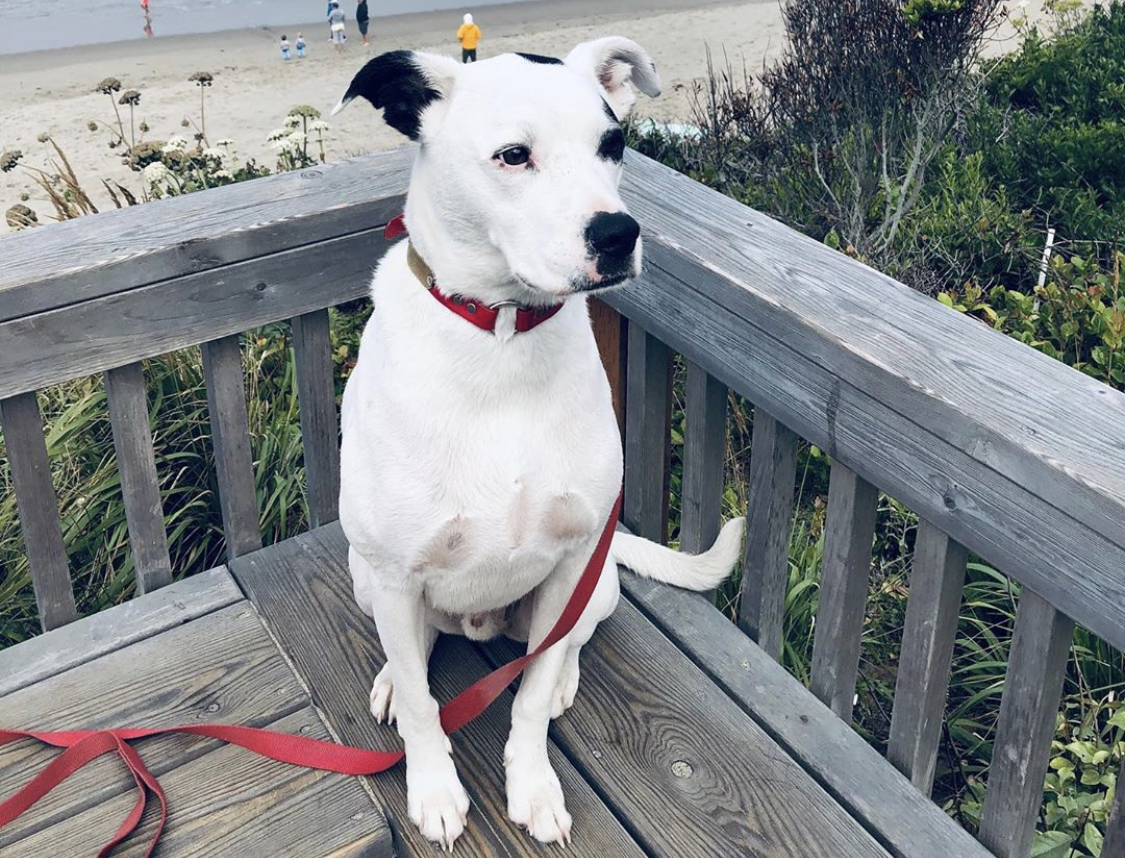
[0,493,622,857]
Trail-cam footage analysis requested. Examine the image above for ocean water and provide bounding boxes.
[0,0,525,54]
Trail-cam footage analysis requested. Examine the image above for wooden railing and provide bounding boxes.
[1,146,1124,858]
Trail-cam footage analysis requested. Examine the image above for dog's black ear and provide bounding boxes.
[565,37,661,121]
[331,50,459,140]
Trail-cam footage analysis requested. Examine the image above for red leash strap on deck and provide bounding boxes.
[0,493,622,857]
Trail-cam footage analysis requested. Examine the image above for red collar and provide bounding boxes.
[384,214,564,335]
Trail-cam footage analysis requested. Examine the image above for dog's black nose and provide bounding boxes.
[585,212,640,261]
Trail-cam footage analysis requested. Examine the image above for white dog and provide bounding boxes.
[333,40,745,850]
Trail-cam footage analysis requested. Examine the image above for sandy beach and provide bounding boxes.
[0,0,1061,216]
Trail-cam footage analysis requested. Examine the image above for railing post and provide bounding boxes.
[737,410,797,661]
[200,335,263,559]
[623,321,671,545]
[291,310,340,529]
[104,362,174,594]
[810,463,879,721]
[0,392,78,631]
[680,362,726,555]
[887,520,967,794]
[1105,758,1125,858]
[590,298,627,439]
[979,589,1075,858]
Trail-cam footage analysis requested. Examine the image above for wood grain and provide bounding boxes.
[810,464,879,721]
[0,565,239,696]
[623,320,671,545]
[679,362,726,555]
[589,297,627,439]
[978,589,1076,858]
[737,409,798,660]
[0,392,77,631]
[619,564,995,858]
[104,361,174,593]
[887,521,967,795]
[1105,757,1125,858]
[200,336,262,559]
[291,309,340,529]
[230,523,648,858]
[0,603,307,847]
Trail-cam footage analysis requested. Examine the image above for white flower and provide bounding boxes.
[266,128,288,142]
[162,135,188,152]
[201,147,227,162]
[212,169,234,180]
[270,137,294,151]
[308,120,330,133]
[216,138,235,147]
[143,162,170,184]
[285,114,302,129]
[288,131,307,146]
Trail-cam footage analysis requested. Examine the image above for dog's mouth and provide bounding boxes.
[571,270,633,294]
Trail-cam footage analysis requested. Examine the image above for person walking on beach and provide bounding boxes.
[280,34,292,60]
[356,0,370,48]
[457,13,481,63]
[328,1,347,51]
[296,33,307,58]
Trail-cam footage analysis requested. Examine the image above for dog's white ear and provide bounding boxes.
[564,37,662,120]
[331,50,460,140]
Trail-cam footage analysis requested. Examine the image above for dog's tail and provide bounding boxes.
[611,517,745,592]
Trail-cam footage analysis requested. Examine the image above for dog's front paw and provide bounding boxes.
[369,664,396,724]
[407,753,471,851]
[504,746,572,844]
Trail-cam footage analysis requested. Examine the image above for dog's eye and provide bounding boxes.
[497,146,531,167]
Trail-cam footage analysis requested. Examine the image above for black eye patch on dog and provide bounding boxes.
[597,126,626,163]
[339,50,441,140]
[516,53,564,65]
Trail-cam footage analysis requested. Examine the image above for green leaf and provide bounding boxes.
[937,292,955,308]
[1031,830,1073,858]
[1083,821,1104,856]
[1106,710,1125,732]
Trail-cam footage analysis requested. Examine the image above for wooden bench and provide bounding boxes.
[0,146,1122,858]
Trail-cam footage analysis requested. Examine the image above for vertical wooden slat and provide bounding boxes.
[0,392,77,631]
[291,310,340,529]
[979,589,1075,858]
[104,362,174,594]
[623,321,671,544]
[200,335,262,559]
[589,298,628,439]
[737,410,797,661]
[1105,757,1125,858]
[809,464,879,721]
[680,362,726,554]
[887,520,968,794]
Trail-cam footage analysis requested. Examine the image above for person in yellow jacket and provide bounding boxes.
[457,13,481,63]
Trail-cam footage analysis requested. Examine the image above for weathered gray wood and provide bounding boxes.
[291,309,340,528]
[679,362,726,555]
[887,521,968,795]
[1105,757,1125,858]
[0,392,77,631]
[607,152,1125,652]
[0,603,307,847]
[737,409,798,659]
[0,565,239,697]
[604,250,1125,654]
[200,335,262,559]
[231,523,648,858]
[485,601,894,858]
[623,321,671,544]
[5,708,392,858]
[104,361,173,593]
[619,565,995,858]
[979,589,1076,858]
[809,464,879,721]
[0,147,412,325]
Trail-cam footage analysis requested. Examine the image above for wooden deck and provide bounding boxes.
[0,523,990,858]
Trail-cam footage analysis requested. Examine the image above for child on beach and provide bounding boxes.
[296,33,306,58]
[457,12,481,63]
[280,34,291,60]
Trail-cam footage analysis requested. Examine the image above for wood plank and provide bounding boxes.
[887,521,967,795]
[623,320,671,544]
[620,567,996,858]
[0,565,240,697]
[291,309,340,529]
[0,146,413,324]
[200,335,262,559]
[0,392,77,631]
[978,589,1076,858]
[5,708,392,858]
[104,361,174,593]
[809,464,879,721]
[1105,757,1125,858]
[484,599,894,858]
[737,409,797,660]
[589,297,627,439]
[0,603,308,847]
[230,524,648,858]
[679,362,726,555]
